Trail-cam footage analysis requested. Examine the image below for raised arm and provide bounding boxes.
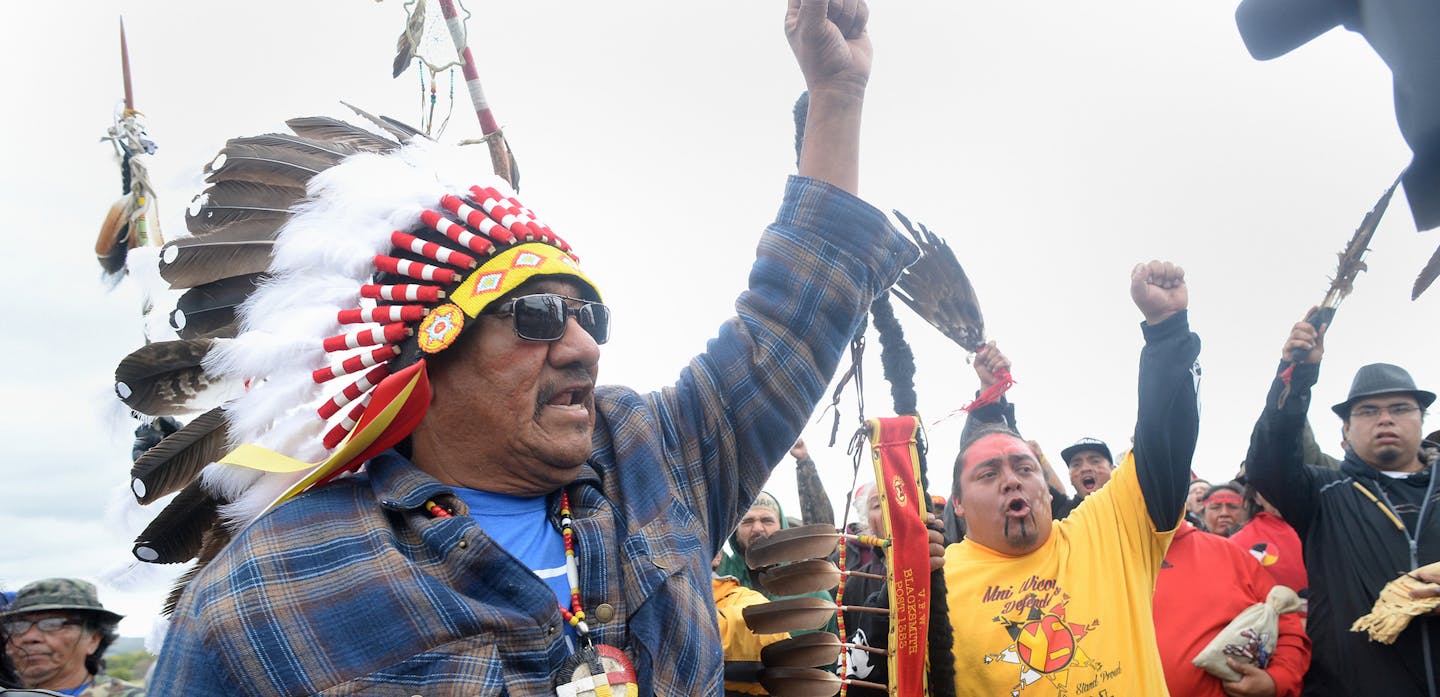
[1029,439,1073,504]
[787,0,871,194]
[1244,313,1327,537]
[791,438,836,526]
[612,0,918,552]
[1129,261,1202,532]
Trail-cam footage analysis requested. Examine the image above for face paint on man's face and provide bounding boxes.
[958,433,1054,554]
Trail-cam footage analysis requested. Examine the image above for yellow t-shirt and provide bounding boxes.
[944,453,1175,696]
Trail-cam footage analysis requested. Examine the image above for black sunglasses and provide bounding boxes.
[484,294,610,345]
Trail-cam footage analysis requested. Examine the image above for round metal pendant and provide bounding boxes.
[554,644,637,697]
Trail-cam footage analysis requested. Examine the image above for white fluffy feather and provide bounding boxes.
[182,138,516,531]
[104,482,162,540]
[221,374,315,443]
[125,245,184,342]
[98,558,177,593]
[217,467,308,529]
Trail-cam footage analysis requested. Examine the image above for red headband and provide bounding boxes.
[1205,491,1243,506]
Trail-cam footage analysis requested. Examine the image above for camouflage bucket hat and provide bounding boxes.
[0,578,123,624]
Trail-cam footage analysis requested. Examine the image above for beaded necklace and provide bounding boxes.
[558,491,590,638]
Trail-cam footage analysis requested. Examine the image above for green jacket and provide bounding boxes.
[716,491,839,636]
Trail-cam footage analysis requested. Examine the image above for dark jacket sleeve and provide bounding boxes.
[1134,311,1202,532]
[1049,487,1076,520]
[942,498,966,544]
[1245,361,1324,538]
[1302,418,1343,470]
[958,396,1016,445]
[794,456,835,526]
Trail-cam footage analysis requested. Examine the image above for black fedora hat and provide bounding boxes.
[1331,363,1437,418]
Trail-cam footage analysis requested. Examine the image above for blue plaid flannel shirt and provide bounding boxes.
[148,176,916,696]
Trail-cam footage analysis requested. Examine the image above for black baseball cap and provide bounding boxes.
[1061,437,1113,466]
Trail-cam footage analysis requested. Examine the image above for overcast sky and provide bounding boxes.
[2,2,1436,640]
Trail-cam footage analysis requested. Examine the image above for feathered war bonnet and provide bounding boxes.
[115,119,599,571]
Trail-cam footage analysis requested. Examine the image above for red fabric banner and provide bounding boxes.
[868,416,930,696]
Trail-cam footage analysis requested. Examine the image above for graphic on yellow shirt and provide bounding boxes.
[947,455,1172,697]
[980,581,1107,695]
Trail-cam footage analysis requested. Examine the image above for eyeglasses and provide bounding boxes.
[484,294,610,345]
[1350,403,1422,420]
[2,617,81,636]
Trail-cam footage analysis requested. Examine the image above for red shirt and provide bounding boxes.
[1153,523,1311,697]
[1229,511,1309,600]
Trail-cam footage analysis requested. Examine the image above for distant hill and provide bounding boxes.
[108,636,149,656]
[104,637,156,684]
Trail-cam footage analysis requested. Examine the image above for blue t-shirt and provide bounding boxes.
[453,487,575,645]
[54,680,93,696]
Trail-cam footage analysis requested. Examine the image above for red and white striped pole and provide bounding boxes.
[435,0,514,186]
[436,0,497,136]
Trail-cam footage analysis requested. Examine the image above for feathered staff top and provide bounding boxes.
[116,119,600,573]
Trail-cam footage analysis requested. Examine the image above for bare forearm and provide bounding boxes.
[797,88,864,195]
[786,0,870,195]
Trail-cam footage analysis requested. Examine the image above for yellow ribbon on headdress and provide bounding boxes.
[218,365,426,515]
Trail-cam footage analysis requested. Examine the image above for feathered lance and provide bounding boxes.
[106,18,178,511]
[1278,176,1400,404]
[103,18,230,606]
[96,18,163,285]
[884,208,1040,696]
[120,18,134,113]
